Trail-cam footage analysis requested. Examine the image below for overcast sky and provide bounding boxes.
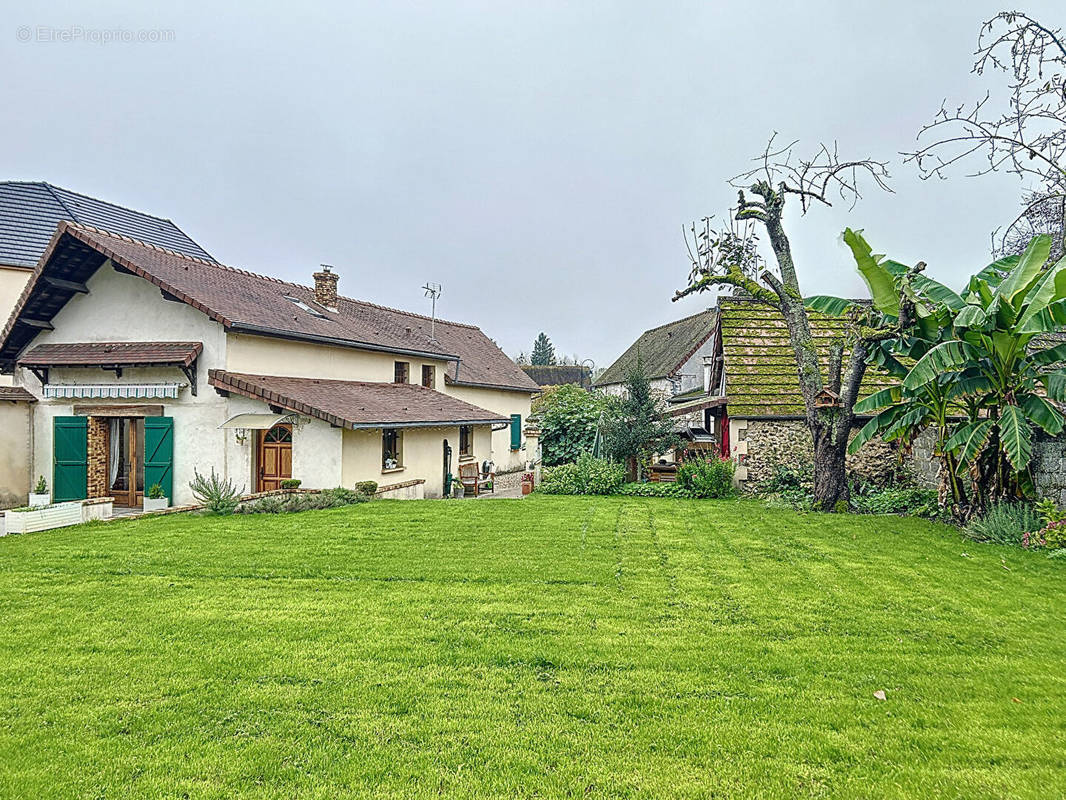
[3,1,1061,367]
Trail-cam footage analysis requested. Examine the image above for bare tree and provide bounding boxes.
[676,135,893,511]
[905,11,1066,258]
[998,190,1065,257]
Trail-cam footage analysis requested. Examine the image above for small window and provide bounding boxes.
[394,361,410,384]
[459,425,473,457]
[282,295,327,319]
[421,364,435,389]
[382,428,403,470]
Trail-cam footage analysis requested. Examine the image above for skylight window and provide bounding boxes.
[282,295,327,319]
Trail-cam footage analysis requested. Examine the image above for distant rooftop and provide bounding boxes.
[0,181,214,267]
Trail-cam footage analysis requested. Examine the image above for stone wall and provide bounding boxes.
[736,418,897,488]
[1029,433,1066,506]
[87,417,110,499]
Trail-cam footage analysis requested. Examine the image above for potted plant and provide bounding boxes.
[453,481,465,499]
[4,502,82,534]
[280,479,302,490]
[143,483,169,513]
[29,476,50,508]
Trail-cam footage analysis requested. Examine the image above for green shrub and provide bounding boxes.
[964,502,1043,546]
[616,482,688,498]
[33,475,47,494]
[190,468,243,515]
[676,457,736,499]
[146,483,165,500]
[238,487,369,515]
[851,486,943,519]
[280,479,302,490]
[354,481,378,496]
[537,385,606,466]
[539,454,625,496]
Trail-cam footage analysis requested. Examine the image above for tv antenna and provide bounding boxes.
[423,282,442,341]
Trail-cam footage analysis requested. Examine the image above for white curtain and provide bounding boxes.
[109,419,120,488]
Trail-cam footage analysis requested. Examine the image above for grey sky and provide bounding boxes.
[4,1,1060,368]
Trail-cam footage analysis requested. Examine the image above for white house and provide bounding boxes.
[0,219,538,509]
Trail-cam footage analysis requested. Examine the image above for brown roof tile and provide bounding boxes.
[19,341,202,367]
[1,222,539,393]
[0,385,35,402]
[208,370,509,429]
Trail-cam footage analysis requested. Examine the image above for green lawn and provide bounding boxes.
[1,497,1064,798]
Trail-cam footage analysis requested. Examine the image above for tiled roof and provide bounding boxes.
[19,341,202,367]
[595,309,716,386]
[208,370,508,429]
[520,364,591,387]
[718,297,896,417]
[0,385,35,402]
[0,182,214,266]
[1,222,539,393]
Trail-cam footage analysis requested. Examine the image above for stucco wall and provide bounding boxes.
[0,400,32,508]
[341,423,494,498]
[731,417,896,488]
[18,260,230,505]
[228,332,534,471]
[445,384,530,471]
[0,266,32,387]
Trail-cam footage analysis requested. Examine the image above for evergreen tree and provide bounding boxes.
[531,332,556,366]
[602,360,678,480]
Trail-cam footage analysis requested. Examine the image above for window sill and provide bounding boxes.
[381,466,405,474]
[458,455,475,462]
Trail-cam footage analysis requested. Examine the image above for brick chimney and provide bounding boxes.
[313,265,339,310]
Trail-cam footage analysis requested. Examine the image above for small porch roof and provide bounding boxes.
[219,413,294,430]
[18,341,202,368]
[208,370,509,430]
[0,386,36,403]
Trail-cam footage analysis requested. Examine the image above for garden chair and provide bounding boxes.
[458,462,493,496]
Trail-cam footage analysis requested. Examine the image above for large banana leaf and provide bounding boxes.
[944,419,995,471]
[994,234,1052,309]
[999,405,1033,472]
[954,304,990,329]
[1017,297,1066,333]
[853,386,901,414]
[1031,341,1066,367]
[1044,370,1066,401]
[903,340,978,389]
[847,405,907,455]
[971,254,1020,290]
[1017,255,1066,328]
[910,274,965,311]
[805,295,857,316]
[1021,394,1065,435]
[843,228,899,318]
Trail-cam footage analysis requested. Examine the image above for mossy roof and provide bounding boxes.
[595,309,717,386]
[718,297,896,418]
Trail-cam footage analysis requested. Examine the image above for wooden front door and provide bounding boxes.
[257,424,292,492]
[109,417,144,507]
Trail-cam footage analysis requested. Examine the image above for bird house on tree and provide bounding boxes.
[814,389,842,409]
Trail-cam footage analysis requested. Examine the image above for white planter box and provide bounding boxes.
[4,502,83,534]
[28,493,50,508]
[143,497,170,513]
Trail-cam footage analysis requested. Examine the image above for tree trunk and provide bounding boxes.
[811,415,850,511]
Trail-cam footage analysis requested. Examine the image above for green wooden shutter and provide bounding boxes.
[143,417,175,500]
[510,414,522,451]
[53,416,88,502]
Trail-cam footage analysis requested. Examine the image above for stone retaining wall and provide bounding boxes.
[744,419,1066,504]
[737,418,897,488]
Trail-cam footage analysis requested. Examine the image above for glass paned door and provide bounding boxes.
[109,418,145,507]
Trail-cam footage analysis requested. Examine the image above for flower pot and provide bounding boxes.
[4,502,82,534]
[143,497,170,513]
[28,493,50,508]
[521,481,533,495]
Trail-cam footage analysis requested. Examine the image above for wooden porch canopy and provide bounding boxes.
[18,341,202,394]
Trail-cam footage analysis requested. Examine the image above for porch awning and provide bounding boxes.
[43,383,182,399]
[218,413,293,430]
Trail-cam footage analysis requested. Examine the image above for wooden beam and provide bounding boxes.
[42,275,89,294]
[18,318,54,330]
